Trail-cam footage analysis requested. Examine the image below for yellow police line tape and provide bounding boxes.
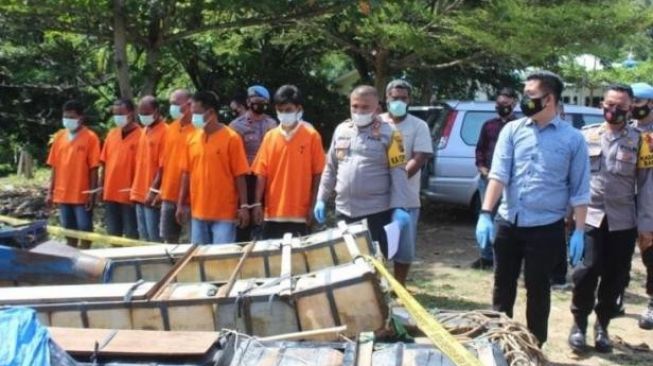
[364,255,483,366]
[0,215,159,247]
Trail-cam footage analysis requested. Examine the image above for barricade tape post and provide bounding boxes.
[0,214,159,247]
[364,255,483,366]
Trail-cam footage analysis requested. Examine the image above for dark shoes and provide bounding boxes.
[639,305,653,330]
[470,257,493,270]
[594,322,613,353]
[568,323,588,353]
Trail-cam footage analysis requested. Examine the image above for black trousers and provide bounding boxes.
[492,218,566,345]
[571,219,637,327]
[262,222,309,240]
[337,210,392,258]
[235,174,261,241]
[644,246,653,297]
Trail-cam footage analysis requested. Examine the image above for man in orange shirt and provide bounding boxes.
[100,98,140,239]
[153,89,194,243]
[46,100,101,248]
[176,91,250,244]
[252,85,325,239]
[130,96,167,242]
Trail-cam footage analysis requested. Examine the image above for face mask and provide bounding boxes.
[62,118,79,131]
[520,95,548,117]
[495,104,513,118]
[603,107,628,125]
[113,115,128,128]
[277,112,299,126]
[633,104,651,120]
[139,114,155,126]
[169,105,183,120]
[250,103,266,115]
[191,113,206,128]
[351,112,374,127]
[387,100,408,118]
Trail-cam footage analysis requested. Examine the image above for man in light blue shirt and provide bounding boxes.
[476,70,590,346]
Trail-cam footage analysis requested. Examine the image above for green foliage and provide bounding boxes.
[1,0,653,176]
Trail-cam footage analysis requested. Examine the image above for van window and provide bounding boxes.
[460,111,499,146]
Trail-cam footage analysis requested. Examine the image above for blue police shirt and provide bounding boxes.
[488,116,590,227]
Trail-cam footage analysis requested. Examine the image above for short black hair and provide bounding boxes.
[385,79,412,96]
[231,93,247,107]
[273,85,303,106]
[192,91,220,112]
[63,100,84,115]
[114,98,135,112]
[605,83,634,99]
[526,71,564,103]
[497,87,517,99]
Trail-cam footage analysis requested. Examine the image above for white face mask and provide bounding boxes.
[139,114,155,126]
[351,112,374,127]
[113,115,128,128]
[62,118,79,131]
[277,111,299,126]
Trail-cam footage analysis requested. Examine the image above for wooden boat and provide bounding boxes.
[48,328,509,366]
[0,230,388,340]
[1,222,375,285]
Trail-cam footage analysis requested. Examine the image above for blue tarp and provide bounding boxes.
[0,307,51,366]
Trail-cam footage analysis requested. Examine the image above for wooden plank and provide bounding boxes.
[216,242,255,298]
[337,221,363,263]
[48,327,219,356]
[0,282,153,304]
[147,244,199,300]
[280,234,293,296]
[355,332,374,366]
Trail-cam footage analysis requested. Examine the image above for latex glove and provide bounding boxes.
[569,229,585,267]
[392,208,411,228]
[475,213,494,250]
[313,200,326,224]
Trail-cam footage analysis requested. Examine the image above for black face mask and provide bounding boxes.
[250,103,267,115]
[633,104,651,120]
[603,107,629,125]
[520,95,548,117]
[495,104,513,118]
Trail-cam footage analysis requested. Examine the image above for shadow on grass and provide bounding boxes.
[412,291,490,312]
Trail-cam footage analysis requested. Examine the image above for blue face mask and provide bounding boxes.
[191,113,206,128]
[169,105,182,120]
[139,114,155,126]
[387,100,408,118]
[113,115,128,127]
[62,118,79,131]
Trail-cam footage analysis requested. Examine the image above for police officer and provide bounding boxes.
[569,84,640,353]
[631,82,653,330]
[315,85,411,258]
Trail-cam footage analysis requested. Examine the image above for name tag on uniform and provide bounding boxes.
[616,144,636,163]
[335,139,350,161]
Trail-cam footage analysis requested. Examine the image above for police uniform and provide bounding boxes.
[571,123,640,329]
[634,120,653,324]
[317,118,410,257]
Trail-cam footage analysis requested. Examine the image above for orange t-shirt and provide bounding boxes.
[252,123,325,222]
[181,126,250,221]
[159,120,195,202]
[46,127,101,204]
[130,121,167,203]
[100,126,141,204]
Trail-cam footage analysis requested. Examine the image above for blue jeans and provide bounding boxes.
[191,219,236,245]
[394,208,419,264]
[59,204,93,232]
[135,204,161,242]
[104,201,138,239]
[478,177,494,260]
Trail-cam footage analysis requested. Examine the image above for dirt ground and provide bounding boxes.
[408,202,653,366]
